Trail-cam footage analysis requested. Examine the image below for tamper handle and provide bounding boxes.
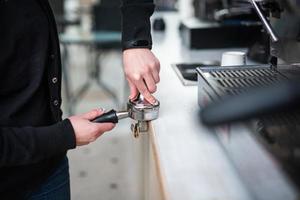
[92,109,118,123]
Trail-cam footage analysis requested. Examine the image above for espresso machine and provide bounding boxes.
[197,0,300,199]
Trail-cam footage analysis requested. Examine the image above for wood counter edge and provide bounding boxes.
[148,121,171,200]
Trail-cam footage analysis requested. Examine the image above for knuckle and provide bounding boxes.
[156,77,160,83]
[133,74,142,81]
[156,61,161,70]
[156,59,160,66]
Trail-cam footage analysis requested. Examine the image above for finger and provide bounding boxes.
[150,57,160,73]
[94,123,116,137]
[143,74,157,93]
[127,79,139,100]
[149,59,160,83]
[151,70,160,83]
[80,108,104,120]
[135,79,156,104]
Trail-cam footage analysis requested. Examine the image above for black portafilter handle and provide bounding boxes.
[92,109,119,123]
[200,81,300,126]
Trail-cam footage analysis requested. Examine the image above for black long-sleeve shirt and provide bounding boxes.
[0,0,154,198]
[121,0,155,49]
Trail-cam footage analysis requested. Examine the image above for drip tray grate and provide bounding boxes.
[197,64,300,127]
[197,65,286,97]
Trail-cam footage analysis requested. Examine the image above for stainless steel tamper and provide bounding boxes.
[92,95,160,137]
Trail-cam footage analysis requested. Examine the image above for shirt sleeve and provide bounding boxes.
[121,0,155,50]
[0,119,76,167]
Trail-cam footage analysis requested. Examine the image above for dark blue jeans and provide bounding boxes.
[26,157,71,200]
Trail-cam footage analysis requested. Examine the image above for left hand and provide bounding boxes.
[123,48,160,104]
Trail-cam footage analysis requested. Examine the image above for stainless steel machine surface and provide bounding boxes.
[196,0,300,198]
[197,64,300,199]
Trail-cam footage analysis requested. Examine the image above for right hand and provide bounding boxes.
[68,109,115,146]
[123,48,160,104]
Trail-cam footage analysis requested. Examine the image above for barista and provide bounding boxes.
[0,0,159,199]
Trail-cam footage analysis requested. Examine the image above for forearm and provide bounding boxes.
[0,119,76,167]
[121,0,155,50]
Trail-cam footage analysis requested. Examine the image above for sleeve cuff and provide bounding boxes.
[122,39,152,51]
[60,119,76,150]
[37,119,76,156]
[121,3,155,50]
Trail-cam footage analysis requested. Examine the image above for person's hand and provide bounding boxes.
[68,109,115,146]
[123,48,160,104]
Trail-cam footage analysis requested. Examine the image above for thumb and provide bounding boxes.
[128,79,138,100]
[80,108,104,120]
